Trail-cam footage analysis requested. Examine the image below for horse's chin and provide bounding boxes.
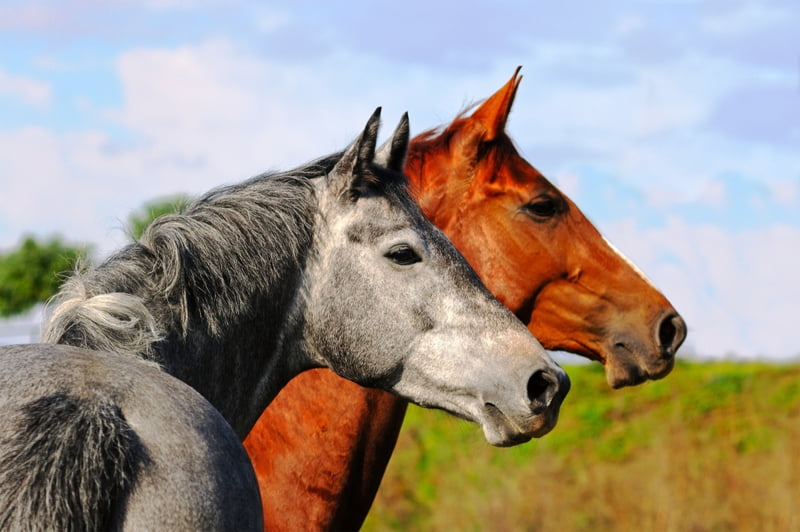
[605,351,676,389]
[479,403,555,447]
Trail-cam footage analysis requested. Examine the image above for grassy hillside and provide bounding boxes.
[363,360,800,531]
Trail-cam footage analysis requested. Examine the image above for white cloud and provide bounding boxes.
[602,218,800,359]
[695,179,726,208]
[103,38,525,187]
[700,2,790,36]
[103,40,381,189]
[0,68,51,108]
[0,128,95,243]
[510,32,798,200]
[612,15,645,37]
[768,179,798,207]
[2,2,798,360]
[253,7,291,33]
[0,3,59,31]
[1,39,503,256]
[512,51,730,161]
[140,0,218,9]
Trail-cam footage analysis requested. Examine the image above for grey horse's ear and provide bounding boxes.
[330,107,381,201]
[374,112,409,172]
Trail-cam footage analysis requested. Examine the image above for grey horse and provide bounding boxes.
[0,109,569,530]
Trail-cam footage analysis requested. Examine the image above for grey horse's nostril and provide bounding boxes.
[527,370,555,404]
[657,312,687,354]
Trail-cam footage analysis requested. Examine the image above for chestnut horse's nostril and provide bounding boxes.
[657,312,687,355]
[658,319,676,348]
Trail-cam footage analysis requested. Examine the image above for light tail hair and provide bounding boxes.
[43,276,163,360]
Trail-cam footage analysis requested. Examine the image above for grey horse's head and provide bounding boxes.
[303,108,570,446]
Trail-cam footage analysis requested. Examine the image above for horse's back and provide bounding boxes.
[0,344,262,531]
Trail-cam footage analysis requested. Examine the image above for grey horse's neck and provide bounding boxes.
[43,170,321,435]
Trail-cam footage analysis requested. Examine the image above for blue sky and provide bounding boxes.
[1,0,798,359]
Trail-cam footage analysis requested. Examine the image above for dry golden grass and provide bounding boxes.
[363,361,800,531]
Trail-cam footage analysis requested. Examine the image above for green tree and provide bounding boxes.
[0,195,189,319]
[0,236,89,317]
[127,194,191,240]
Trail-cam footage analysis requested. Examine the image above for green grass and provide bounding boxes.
[363,360,800,531]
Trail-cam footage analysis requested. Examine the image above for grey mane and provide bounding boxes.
[42,158,336,362]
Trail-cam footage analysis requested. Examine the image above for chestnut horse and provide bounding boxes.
[244,68,687,530]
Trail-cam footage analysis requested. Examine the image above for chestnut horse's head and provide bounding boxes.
[406,67,686,388]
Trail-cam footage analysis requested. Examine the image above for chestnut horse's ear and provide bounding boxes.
[470,65,522,142]
[374,112,410,172]
[331,107,381,201]
[452,67,522,166]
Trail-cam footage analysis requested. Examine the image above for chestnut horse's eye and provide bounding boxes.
[386,244,422,266]
[523,196,560,220]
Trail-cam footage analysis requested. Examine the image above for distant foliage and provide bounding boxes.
[0,196,190,318]
[127,195,191,241]
[0,236,88,317]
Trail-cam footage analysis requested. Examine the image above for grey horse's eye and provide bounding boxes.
[385,244,422,266]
